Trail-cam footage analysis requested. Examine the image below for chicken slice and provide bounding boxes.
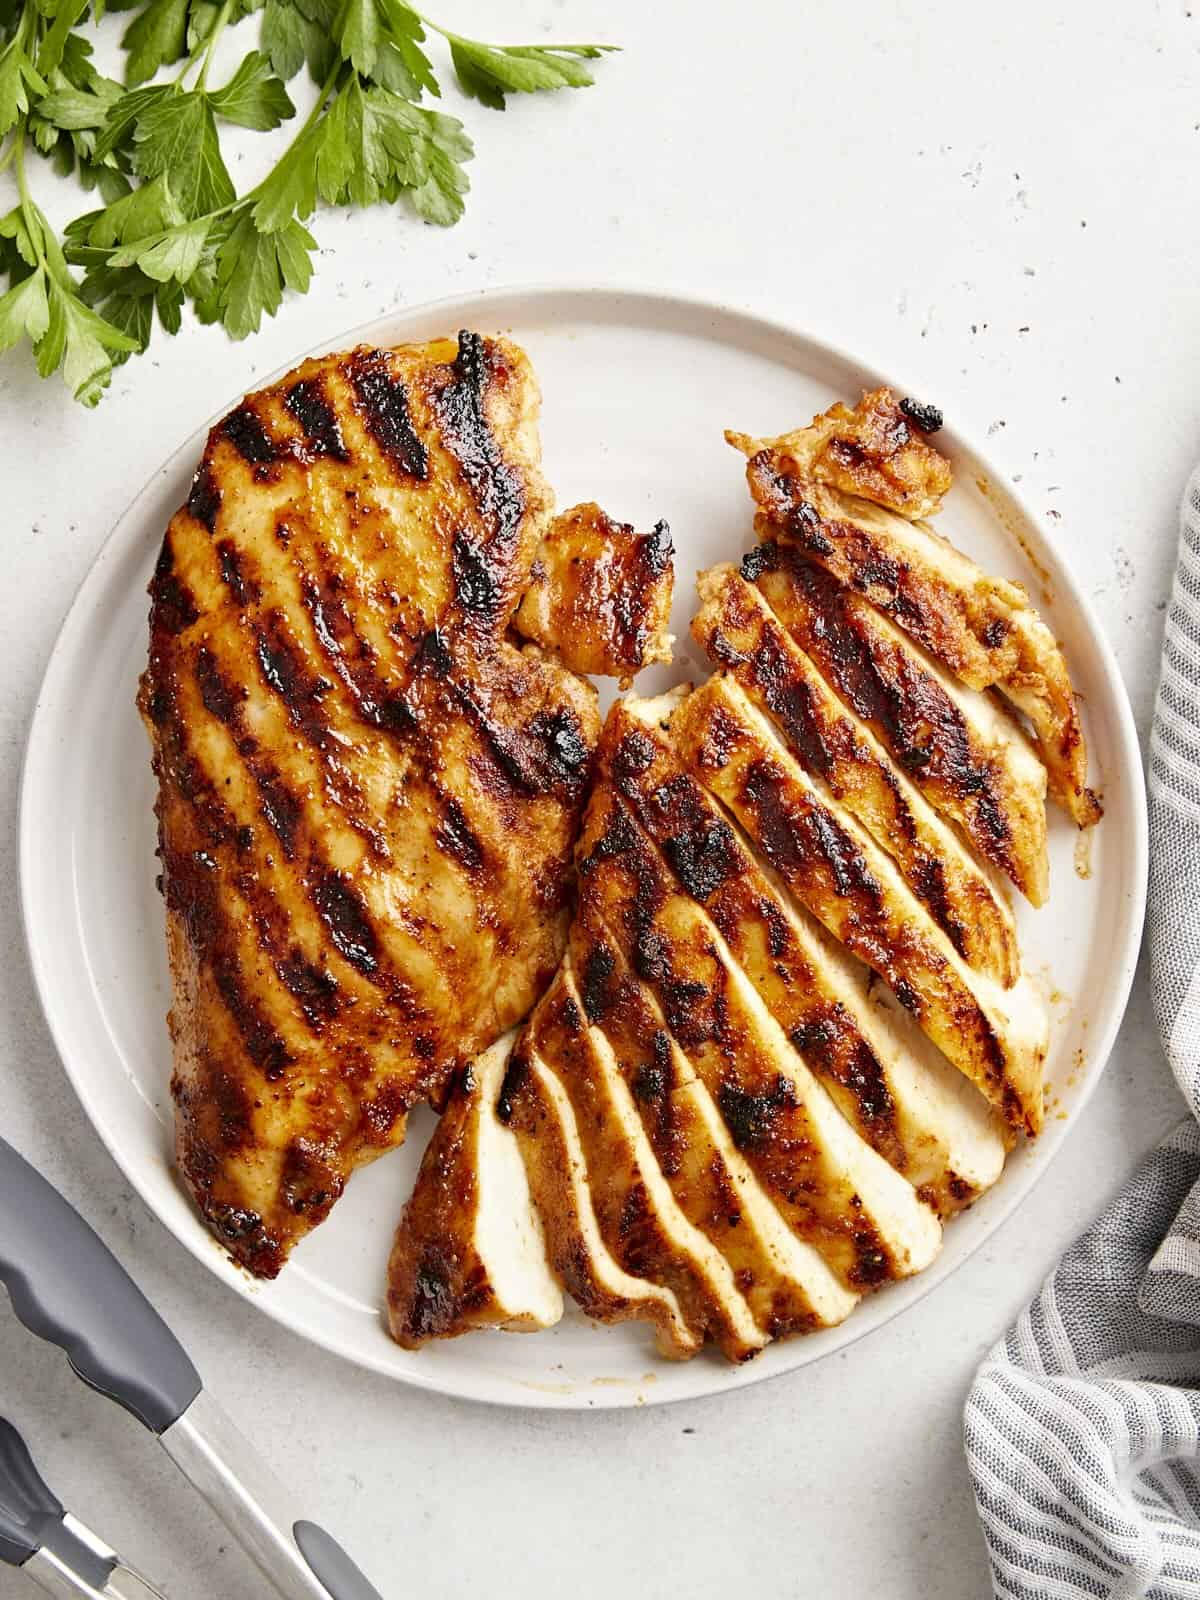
[496,1024,700,1360]
[525,962,766,1361]
[691,565,1019,984]
[577,785,943,1288]
[745,548,1050,905]
[670,675,1048,1135]
[727,388,952,520]
[513,502,675,684]
[567,912,858,1331]
[387,1032,563,1347]
[603,693,1007,1212]
[728,412,1100,825]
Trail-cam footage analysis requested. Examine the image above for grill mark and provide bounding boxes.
[149,535,199,637]
[717,1076,798,1152]
[186,463,221,531]
[580,943,616,1022]
[216,540,259,606]
[220,402,278,465]
[312,870,378,976]
[757,553,1019,873]
[280,1137,343,1218]
[432,331,525,552]
[285,376,350,462]
[660,815,740,903]
[452,528,502,619]
[435,796,485,873]
[344,350,429,479]
[742,758,882,907]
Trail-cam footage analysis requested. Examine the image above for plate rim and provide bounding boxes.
[18,281,1149,1410]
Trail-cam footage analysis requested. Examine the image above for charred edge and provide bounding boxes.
[435,797,485,874]
[433,331,525,547]
[285,377,350,462]
[186,463,222,532]
[898,396,944,434]
[219,402,278,465]
[344,350,429,479]
[717,1075,798,1152]
[850,1229,893,1288]
[642,520,673,578]
[403,1249,457,1339]
[742,759,882,906]
[312,871,378,976]
[580,944,616,1022]
[150,536,199,636]
[496,1049,530,1124]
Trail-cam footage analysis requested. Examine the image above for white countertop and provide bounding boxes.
[2,1,1195,1594]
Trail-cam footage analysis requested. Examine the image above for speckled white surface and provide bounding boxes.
[1,1,1194,1595]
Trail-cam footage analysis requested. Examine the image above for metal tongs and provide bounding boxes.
[0,1414,167,1598]
[0,1136,384,1600]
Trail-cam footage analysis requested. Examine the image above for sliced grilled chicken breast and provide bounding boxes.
[671,675,1048,1134]
[387,1032,563,1347]
[604,694,1007,1212]
[143,333,600,1276]
[526,962,766,1361]
[567,912,859,1332]
[497,1030,700,1361]
[726,389,952,520]
[691,565,1018,984]
[744,547,1050,905]
[729,413,1099,825]
[514,502,675,684]
[577,785,943,1288]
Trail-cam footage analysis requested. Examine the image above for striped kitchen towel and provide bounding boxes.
[964,468,1200,1598]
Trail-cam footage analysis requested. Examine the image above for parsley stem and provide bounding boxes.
[12,129,41,266]
[194,0,235,92]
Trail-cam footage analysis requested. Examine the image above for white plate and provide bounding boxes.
[19,287,1147,1410]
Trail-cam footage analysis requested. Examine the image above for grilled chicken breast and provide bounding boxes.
[671,675,1048,1134]
[142,333,600,1276]
[514,502,675,684]
[387,1032,563,1347]
[746,545,1051,905]
[691,565,1019,982]
[729,396,1100,826]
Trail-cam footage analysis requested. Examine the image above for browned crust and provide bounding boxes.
[526,969,761,1362]
[670,677,1045,1136]
[726,388,952,521]
[746,548,1050,906]
[142,333,600,1276]
[575,785,915,1289]
[386,1065,496,1348]
[691,565,1019,982]
[729,425,1099,826]
[513,502,674,684]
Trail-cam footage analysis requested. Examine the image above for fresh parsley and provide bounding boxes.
[0,0,615,405]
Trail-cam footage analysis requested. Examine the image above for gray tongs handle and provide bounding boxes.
[0,1137,201,1433]
[0,1417,114,1591]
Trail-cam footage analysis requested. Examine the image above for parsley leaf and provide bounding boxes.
[207,49,293,130]
[0,0,616,404]
[130,89,235,216]
[121,0,189,86]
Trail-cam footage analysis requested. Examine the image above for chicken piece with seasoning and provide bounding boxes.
[514,501,675,686]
